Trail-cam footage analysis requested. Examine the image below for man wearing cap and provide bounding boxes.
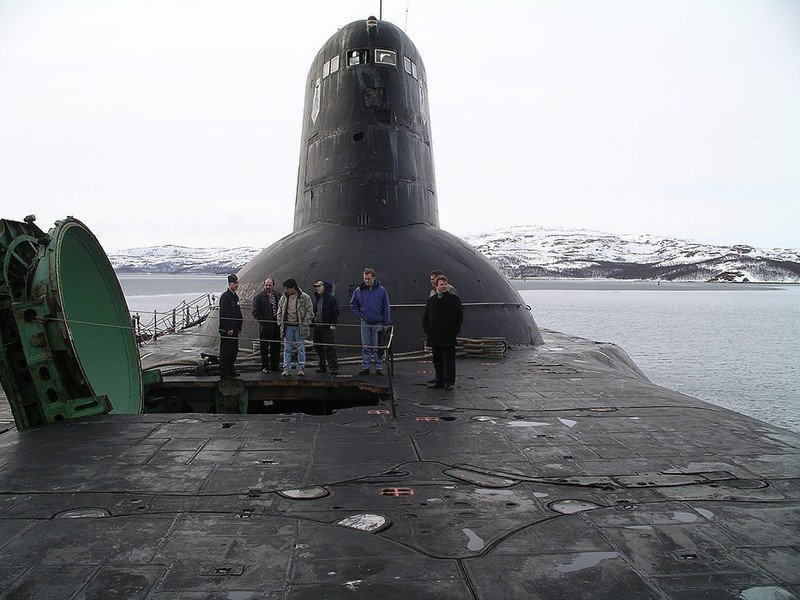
[218,274,243,378]
[312,280,339,374]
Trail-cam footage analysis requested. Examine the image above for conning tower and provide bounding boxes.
[206,17,544,352]
[294,16,438,231]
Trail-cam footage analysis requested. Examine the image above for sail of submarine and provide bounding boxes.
[203,16,544,352]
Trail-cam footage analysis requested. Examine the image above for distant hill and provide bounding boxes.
[108,245,262,274]
[463,226,800,283]
[109,227,800,283]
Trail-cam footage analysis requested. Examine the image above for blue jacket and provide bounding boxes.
[350,280,391,325]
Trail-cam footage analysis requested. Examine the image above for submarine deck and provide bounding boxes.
[0,330,798,599]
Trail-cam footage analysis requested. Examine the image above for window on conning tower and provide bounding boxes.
[375,49,396,66]
[348,49,368,66]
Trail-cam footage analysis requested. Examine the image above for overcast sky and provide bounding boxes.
[1,0,798,251]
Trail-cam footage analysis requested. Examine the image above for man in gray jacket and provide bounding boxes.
[277,278,313,376]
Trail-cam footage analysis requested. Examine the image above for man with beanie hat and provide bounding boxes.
[218,274,243,378]
[312,280,339,374]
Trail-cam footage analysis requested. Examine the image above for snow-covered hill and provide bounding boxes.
[108,227,800,283]
[463,226,800,283]
[108,245,262,274]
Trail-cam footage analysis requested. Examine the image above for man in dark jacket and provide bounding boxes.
[218,274,243,379]
[349,267,391,375]
[252,277,281,372]
[423,275,463,390]
[312,280,340,374]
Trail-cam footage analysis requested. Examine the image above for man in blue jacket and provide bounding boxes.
[349,267,391,375]
[312,280,339,374]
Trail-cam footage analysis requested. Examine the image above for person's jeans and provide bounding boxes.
[283,325,305,368]
[360,321,383,369]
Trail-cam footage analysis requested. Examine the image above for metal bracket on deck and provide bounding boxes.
[215,378,249,414]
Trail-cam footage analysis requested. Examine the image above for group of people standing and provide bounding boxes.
[217,267,463,389]
[249,276,338,377]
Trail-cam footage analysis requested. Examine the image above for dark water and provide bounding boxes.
[118,275,800,433]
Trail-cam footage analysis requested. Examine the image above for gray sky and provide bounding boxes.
[1,0,798,251]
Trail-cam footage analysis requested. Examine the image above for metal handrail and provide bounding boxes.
[390,301,528,308]
[131,292,216,344]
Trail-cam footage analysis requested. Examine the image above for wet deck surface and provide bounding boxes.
[0,331,798,599]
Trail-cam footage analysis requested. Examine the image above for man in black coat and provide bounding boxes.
[218,274,243,378]
[252,277,281,372]
[311,280,340,374]
[423,275,463,390]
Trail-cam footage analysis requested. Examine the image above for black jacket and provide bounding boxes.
[423,291,463,347]
[252,289,280,338]
[313,281,340,327]
[219,288,243,333]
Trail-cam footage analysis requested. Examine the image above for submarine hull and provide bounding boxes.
[201,222,542,355]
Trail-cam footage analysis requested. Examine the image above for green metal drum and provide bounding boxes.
[0,216,142,430]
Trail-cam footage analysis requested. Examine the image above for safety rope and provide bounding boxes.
[425,337,508,359]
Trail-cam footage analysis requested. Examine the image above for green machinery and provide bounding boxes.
[1,216,389,430]
[0,216,146,430]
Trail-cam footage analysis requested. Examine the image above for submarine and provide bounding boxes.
[200,16,544,354]
[0,16,797,599]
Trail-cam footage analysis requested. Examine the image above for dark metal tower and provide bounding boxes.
[203,18,544,352]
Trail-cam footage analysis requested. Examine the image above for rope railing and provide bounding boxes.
[390,301,530,309]
[44,288,513,369]
[44,314,503,359]
[128,298,526,344]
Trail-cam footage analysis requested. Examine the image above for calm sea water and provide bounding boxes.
[516,280,799,434]
[118,275,799,433]
[120,274,221,316]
